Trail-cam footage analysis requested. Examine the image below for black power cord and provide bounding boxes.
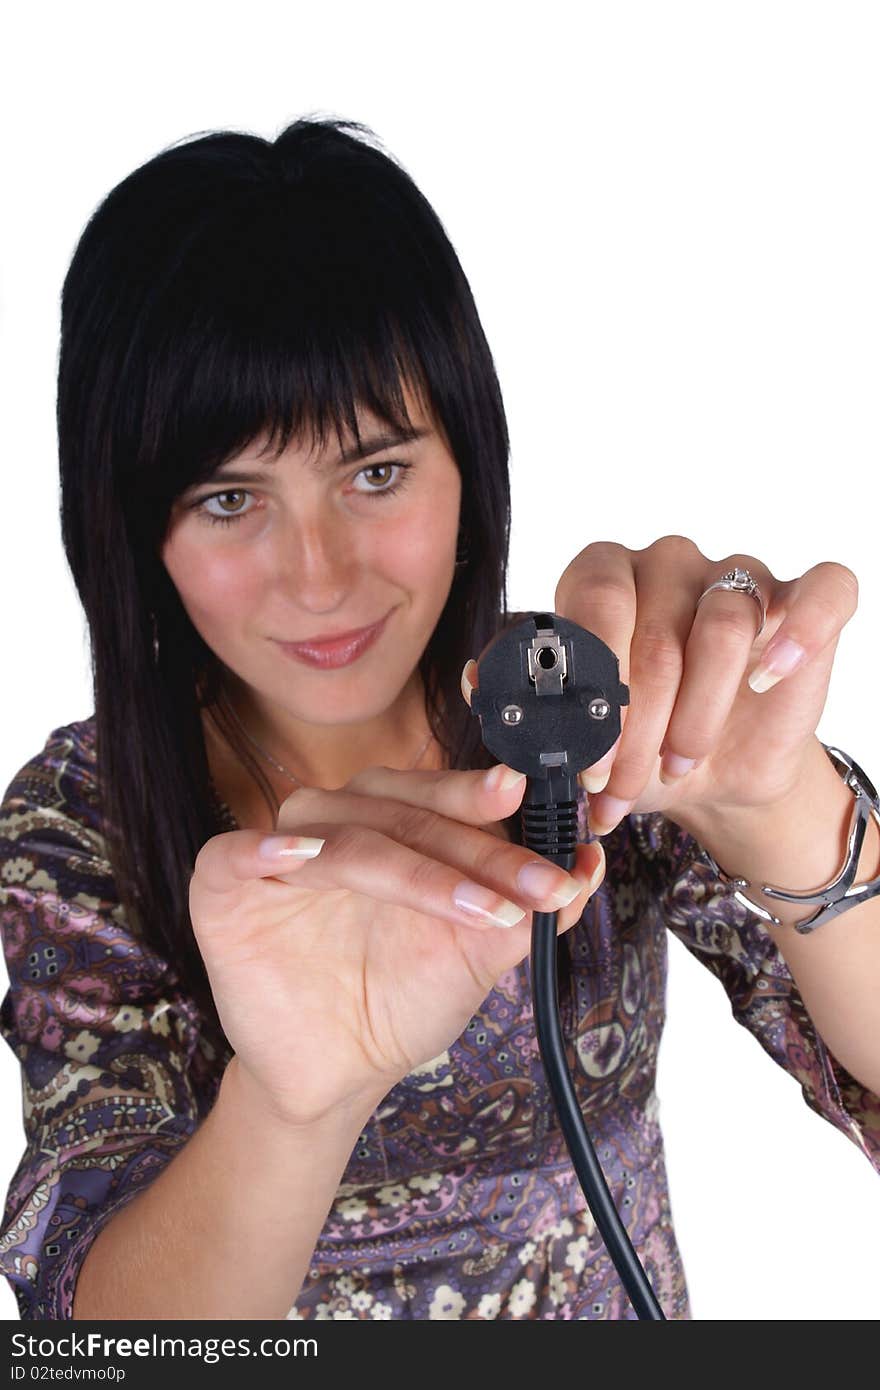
[468,611,666,1321]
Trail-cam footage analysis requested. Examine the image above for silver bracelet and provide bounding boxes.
[696,744,880,934]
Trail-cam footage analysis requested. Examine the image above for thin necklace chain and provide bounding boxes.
[218,686,436,787]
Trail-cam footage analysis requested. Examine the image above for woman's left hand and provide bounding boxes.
[461,536,860,836]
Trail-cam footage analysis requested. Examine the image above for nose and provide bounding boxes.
[273,512,358,608]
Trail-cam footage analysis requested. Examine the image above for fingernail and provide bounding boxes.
[258,835,325,859]
[590,856,607,894]
[461,662,475,704]
[580,767,612,795]
[659,753,698,785]
[517,860,580,908]
[583,851,606,897]
[579,735,621,794]
[588,795,632,837]
[452,881,527,928]
[748,637,806,693]
[484,763,527,793]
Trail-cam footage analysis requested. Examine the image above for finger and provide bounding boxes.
[658,553,782,784]
[276,777,606,915]
[271,821,607,934]
[554,840,607,935]
[744,561,858,695]
[329,758,531,828]
[190,828,326,909]
[584,537,703,834]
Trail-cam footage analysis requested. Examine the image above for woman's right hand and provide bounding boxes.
[188,764,605,1129]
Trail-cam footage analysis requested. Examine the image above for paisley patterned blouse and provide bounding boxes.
[1,717,878,1321]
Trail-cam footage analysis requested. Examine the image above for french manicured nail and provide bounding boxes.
[580,766,611,795]
[452,881,527,928]
[484,763,527,793]
[587,851,607,895]
[588,795,632,837]
[461,661,475,705]
[258,835,326,859]
[748,638,806,693]
[517,860,581,908]
[579,736,621,795]
[659,753,698,785]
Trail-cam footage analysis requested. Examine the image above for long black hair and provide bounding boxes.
[57,114,576,1059]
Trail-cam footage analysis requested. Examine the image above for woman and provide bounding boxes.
[0,117,877,1322]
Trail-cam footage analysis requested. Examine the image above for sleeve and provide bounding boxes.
[0,729,224,1319]
[632,810,880,1174]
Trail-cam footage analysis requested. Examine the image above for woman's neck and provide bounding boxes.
[202,671,444,831]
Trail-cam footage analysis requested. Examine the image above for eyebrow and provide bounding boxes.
[200,425,431,488]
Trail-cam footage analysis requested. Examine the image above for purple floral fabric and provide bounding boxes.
[1,718,877,1320]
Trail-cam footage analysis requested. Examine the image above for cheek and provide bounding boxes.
[162,532,264,625]
[379,502,458,584]
[394,469,461,571]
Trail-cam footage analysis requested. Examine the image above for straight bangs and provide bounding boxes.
[113,134,472,557]
[136,221,453,520]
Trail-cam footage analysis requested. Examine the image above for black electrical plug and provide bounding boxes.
[467,611,630,868]
[467,610,665,1321]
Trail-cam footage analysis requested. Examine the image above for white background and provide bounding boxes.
[1,1,878,1320]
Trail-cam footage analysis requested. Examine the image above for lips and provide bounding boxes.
[273,609,393,669]
[287,619,383,645]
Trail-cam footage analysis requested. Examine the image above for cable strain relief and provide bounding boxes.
[520,794,578,868]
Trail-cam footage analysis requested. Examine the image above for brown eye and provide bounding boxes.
[196,490,253,526]
[364,465,394,487]
[350,462,414,499]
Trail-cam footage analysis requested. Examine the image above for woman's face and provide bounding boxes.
[161,383,462,732]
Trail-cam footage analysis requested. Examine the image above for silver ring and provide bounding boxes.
[695,566,766,639]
